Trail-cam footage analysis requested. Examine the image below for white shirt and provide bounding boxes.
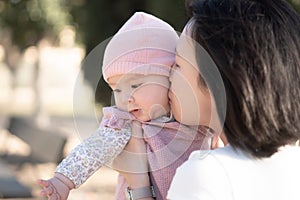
[167,144,300,200]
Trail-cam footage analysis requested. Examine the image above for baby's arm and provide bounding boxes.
[56,126,131,186]
[38,125,131,199]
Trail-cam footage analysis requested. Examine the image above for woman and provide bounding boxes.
[167,0,300,199]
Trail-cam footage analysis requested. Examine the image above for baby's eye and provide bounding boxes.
[131,83,143,89]
[113,89,121,93]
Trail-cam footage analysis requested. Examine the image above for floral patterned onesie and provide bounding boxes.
[56,106,133,187]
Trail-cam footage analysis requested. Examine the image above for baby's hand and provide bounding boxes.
[38,176,70,200]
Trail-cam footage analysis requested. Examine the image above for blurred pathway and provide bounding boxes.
[0,116,119,200]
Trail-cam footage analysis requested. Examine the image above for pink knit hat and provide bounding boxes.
[102,12,179,82]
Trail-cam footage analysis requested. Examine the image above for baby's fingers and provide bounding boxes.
[40,186,54,196]
[38,179,50,188]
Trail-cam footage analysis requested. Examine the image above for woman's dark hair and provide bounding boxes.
[187,0,300,158]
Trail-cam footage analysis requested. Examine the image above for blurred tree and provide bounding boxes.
[288,0,300,12]
[0,0,71,49]
[1,0,298,51]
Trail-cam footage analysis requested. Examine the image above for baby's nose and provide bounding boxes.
[122,92,134,104]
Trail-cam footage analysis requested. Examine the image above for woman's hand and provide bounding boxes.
[112,121,151,189]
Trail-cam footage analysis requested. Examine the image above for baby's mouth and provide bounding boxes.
[130,108,140,114]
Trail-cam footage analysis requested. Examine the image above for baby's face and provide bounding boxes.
[108,74,170,122]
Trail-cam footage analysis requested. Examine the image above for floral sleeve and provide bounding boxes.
[56,120,131,187]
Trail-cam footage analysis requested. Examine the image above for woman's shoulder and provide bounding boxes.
[168,146,234,199]
[175,145,248,187]
[175,147,232,179]
[188,144,243,161]
[169,144,300,200]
